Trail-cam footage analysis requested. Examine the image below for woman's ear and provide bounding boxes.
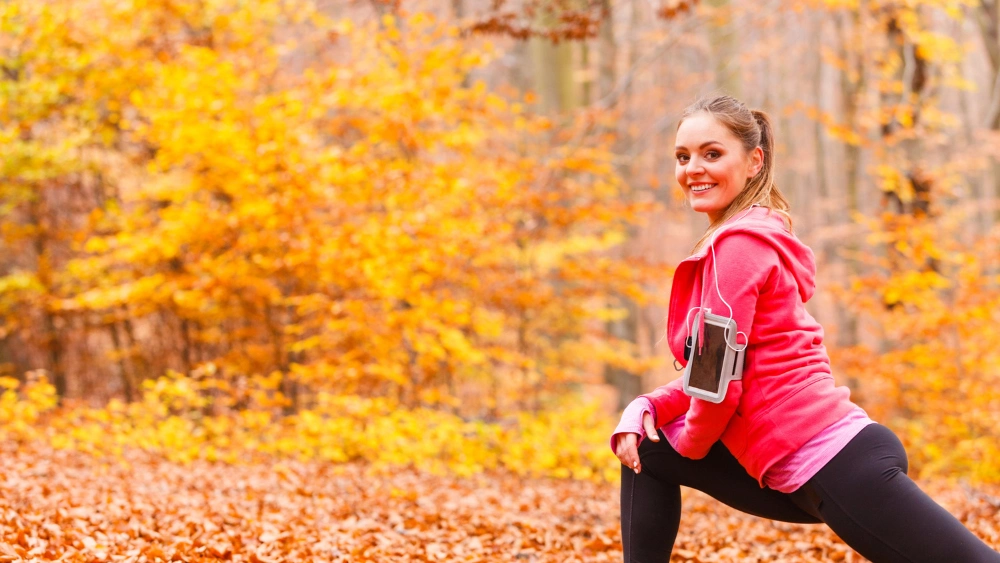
[748,146,764,177]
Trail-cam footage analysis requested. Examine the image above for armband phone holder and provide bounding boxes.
[682,311,745,404]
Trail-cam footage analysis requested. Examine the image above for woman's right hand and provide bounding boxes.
[614,411,659,474]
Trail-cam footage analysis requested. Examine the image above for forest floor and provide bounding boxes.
[0,445,998,562]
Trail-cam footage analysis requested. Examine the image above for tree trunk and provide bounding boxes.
[110,321,138,402]
[28,195,66,398]
[708,0,739,96]
[529,38,577,113]
[605,301,643,411]
[835,11,862,351]
[590,0,644,410]
[813,12,830,256]
[976,0,1000,224]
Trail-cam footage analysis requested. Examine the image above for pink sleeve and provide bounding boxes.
[633,379,742,460]
[671,379,743,459]
[609,397,655,453]
[665,234,774,459]
[640,378,691,428]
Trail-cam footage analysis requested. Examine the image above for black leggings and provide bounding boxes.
[621,424,1000,562]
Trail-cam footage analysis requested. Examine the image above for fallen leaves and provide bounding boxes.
[0,443,998,562]
[0,443,618,562]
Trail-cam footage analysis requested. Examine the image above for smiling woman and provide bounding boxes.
[610,95,1000,563]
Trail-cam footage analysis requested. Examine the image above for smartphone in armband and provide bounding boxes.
[682,311,745,404]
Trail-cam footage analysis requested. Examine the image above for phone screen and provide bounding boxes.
[687,323,728,394]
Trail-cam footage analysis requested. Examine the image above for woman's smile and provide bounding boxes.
[688,182,717,193]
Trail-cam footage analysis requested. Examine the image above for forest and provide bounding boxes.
[1,0,999,560]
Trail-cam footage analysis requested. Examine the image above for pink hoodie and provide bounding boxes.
[642,207,855,485]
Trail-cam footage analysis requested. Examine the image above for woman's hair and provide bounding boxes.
[680,95,792,251]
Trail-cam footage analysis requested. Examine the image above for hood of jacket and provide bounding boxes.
[691,206,815,303]
[665,206,816,364]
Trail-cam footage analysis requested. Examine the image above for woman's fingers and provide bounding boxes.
[642,411,659,441]
[615,433,641,473]
[614,434,628,465]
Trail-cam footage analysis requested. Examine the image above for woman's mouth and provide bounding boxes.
[689,183,716,193]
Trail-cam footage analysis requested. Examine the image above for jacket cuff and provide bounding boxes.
[609,397,655,454]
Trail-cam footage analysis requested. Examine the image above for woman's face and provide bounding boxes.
[674,112,762,223]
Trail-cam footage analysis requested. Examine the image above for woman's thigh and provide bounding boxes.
[803,424,1000,563]
[637,431,819,524]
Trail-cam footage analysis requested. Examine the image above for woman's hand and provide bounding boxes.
[614,411,659,474]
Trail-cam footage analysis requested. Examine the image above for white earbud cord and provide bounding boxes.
[661,204,759,359]
[702,204,759,354]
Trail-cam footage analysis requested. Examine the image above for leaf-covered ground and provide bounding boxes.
[0,445,998,562]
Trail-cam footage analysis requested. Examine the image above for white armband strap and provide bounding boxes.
[682,311,746,404]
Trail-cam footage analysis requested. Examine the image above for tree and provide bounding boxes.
[0,4,659,415]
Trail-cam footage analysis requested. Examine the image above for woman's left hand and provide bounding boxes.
[614,411,659,474]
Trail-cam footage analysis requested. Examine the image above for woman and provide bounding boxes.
[612,95,1000,562]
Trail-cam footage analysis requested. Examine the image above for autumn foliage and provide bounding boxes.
[3,7,1000,561]
[836,213,1000,483]
[2,1,1000,560]
[0,373,619,484]
[1,0,657,415]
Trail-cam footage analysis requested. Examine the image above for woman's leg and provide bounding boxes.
[621,430,820,562]
[799,424,1000,563]
[620,452,681,563]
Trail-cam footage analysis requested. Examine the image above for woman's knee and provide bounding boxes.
[636,430,681,460]
[635,432,691,483]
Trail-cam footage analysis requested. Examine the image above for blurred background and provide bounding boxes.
[1,0,998,483]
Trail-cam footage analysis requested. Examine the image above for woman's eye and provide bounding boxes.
[676,154,689,163]
[706,151,720,159]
